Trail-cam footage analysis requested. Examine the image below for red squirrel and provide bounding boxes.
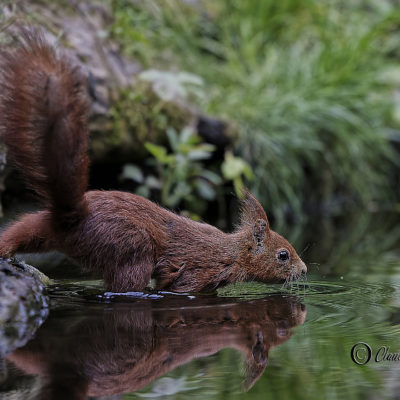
[0,31,306,292]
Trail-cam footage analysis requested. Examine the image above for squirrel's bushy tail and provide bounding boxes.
[0,30,89,222]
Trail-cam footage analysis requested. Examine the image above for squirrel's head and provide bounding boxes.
[238,191,307,283]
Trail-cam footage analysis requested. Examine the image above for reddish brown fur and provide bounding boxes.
[7,295,306,397]
[0,31,306,292]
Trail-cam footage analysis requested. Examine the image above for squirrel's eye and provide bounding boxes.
[277,250,289,262]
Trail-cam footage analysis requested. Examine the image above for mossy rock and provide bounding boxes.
[91,83,193,162]
[0,258,49,357]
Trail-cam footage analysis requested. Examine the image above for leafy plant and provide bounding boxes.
[121,126,254,218]
[221,152,253,196]
[121,127,221,217]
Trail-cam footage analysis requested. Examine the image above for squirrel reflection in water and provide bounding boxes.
[7,295,306,399]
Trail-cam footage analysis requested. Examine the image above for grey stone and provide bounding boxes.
[0,259,49,358]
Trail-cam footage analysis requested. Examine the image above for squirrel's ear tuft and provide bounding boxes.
[239,189,270,228]
[252,219,268,253]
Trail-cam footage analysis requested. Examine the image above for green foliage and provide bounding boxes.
[221,152,253,197]
[122,126,254,218]
[121,127,222,217]
[111,0,400,219]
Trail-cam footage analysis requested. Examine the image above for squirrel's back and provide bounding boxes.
[0,30,90,222]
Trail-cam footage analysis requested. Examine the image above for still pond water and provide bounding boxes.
[2,211,400,400]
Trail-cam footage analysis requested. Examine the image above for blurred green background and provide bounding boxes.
[110,0,400,221]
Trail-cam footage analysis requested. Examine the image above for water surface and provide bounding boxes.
[2,211,400,399]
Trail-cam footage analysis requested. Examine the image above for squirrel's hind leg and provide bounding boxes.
[0,211,54,257]
[103,257,154,293]
[101,229,156,292]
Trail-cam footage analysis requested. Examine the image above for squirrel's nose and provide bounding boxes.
[300,262,307,275]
